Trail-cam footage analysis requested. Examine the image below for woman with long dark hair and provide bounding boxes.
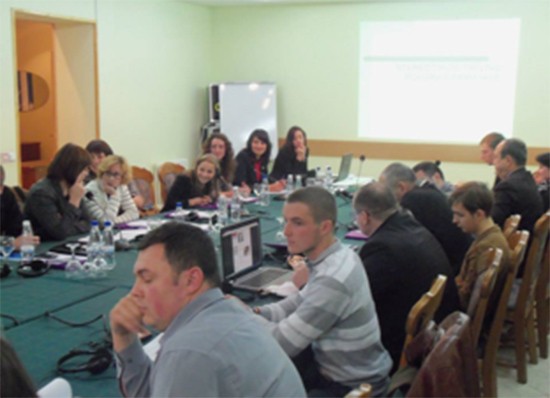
[25,143,92,240]
[270,126,309,181]
[234,129,285,193]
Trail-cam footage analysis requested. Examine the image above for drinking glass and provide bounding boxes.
[0,236,15,268]
[253,183,262,197]
[275,217,286,242]
[65,243,84,279]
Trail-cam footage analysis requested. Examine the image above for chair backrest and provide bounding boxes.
[534,226,549,310]
[406,312,481,398]
[480,230,529,396]
[157,162,185,203]
[510,212,550,317]
[467,247,503,345]
[399,274,447,368]
[503,214,521,239]
[130,166,156,213]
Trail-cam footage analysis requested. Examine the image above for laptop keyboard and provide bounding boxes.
[238,268,289,288]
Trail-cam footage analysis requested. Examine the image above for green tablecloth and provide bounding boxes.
[1,190,361,397]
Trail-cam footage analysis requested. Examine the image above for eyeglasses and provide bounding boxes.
[104,171,122,179]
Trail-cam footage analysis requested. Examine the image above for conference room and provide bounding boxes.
[1,0,548,397]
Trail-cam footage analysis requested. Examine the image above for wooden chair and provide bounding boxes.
[386,312,480,398]
[130,166,158,216]
[399,274,447,368]
[535,230,549,359]
[350,275,448,398]
[157,162,185,203]
[467,248,503,346]
[503,214,521,239]
[480,230,529,397]
[502,212,549,384]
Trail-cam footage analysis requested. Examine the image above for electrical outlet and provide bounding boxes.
[0,152,16,163]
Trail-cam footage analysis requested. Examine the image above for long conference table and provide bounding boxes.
[0,192,360,398]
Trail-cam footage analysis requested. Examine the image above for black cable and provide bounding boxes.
[0,313,20,326]
[46,312,104,328]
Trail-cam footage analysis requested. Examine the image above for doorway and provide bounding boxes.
[14,11,99,188]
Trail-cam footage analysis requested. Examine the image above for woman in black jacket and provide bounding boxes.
[234,129,285,193]
[270,126,309,182]
[162,154,221,211]
[24,143,92,241]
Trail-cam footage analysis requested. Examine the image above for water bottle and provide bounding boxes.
[20,220,35,264]
[315,166,323,186]
[295,175,303,191]
[102,221,116,270]
[260,176,270,207]
[325,166,334,191]
[218,195,229,225]
[230,187,241,222]
[287,174,294,194]
[175,201,184,217]
[86,220,106,277]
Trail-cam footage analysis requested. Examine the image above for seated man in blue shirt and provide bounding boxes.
[110,222,306,397]
[254,187,392,397]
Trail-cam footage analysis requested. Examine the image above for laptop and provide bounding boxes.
[334,153,353,182]
[220,217,293,292]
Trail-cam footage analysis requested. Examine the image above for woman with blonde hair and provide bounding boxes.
[162,154,221,211]
[84,155,139,224]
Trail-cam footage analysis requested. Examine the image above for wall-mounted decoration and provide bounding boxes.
[18,70,49,112]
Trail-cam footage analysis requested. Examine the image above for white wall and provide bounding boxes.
[96,1,212,171]
[0,1,95,184]
[0,0,212,185]
[210,0,550,185]
[1,0,548,189]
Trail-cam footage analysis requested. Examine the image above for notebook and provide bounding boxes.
[334,153,353,182]
[220,217,293,292]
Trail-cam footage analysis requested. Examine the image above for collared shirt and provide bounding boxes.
[116,288,306,397]
[258,240,392,395]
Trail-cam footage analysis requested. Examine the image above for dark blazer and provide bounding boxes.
[0,186,24,237]
[359,211,460,373]
[24,178,90,241]
[162,174,211,212]
[234,149,269,187]
[401,183,473,275]
[492,167,544,234]
[269,146,308,181]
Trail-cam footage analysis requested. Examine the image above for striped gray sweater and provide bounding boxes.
[258,240,392,392]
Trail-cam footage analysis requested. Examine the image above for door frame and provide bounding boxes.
[12,9,99,186]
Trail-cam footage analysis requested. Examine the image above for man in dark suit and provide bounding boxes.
[492,138,543,234]
[379,163,473,275]
[353,182,460,373]
[534,152,549,211]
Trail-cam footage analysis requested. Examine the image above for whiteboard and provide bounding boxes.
[218,83,278,159]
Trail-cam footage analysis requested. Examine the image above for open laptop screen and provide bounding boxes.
[335,153,353,182]
[220,217,262,279]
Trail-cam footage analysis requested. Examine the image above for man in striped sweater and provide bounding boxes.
[254,187,392,397]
